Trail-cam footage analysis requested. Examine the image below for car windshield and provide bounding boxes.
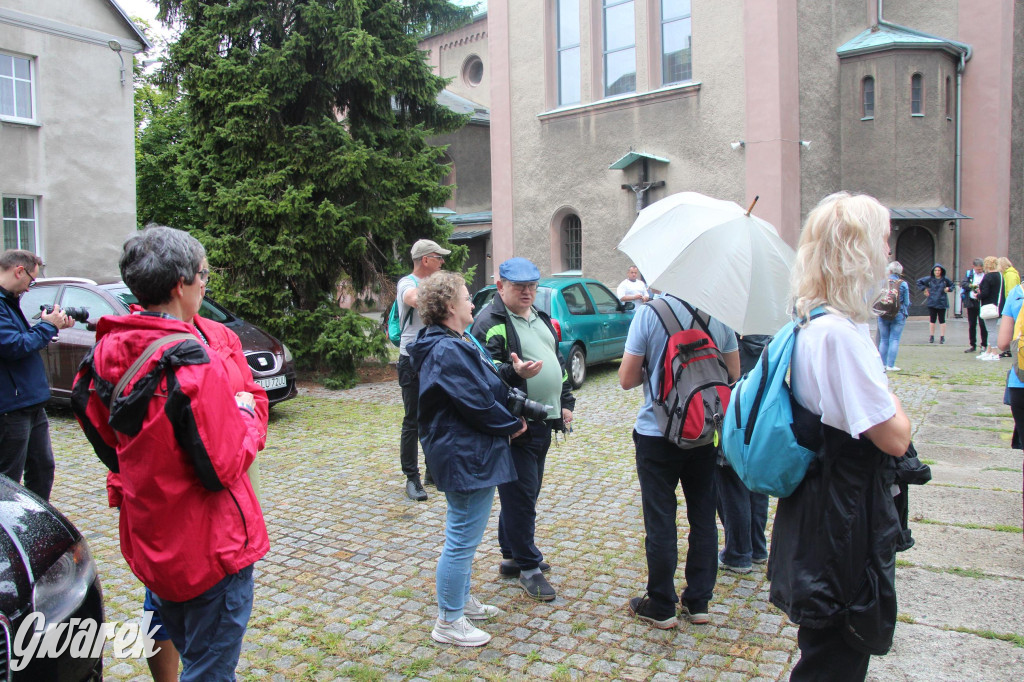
[107,286,232,323]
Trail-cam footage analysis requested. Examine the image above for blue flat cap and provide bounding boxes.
[499,257,541,282]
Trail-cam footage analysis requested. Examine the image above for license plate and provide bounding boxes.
[256,376,288,390]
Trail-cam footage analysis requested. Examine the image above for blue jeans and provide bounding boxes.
[715,463,769,568]
[877,314,907,367]
[497,421,551,570]
[150,564,254,682]
[0,404,55,501]
[437,486,495,621]
[633,431,719,615]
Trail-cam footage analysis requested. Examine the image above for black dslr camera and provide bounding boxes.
[40,305,89,324]
[507,387,553,422]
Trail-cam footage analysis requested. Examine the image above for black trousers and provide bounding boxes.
[497,420,552,570]
[0,404,55,501]
[966,305,988,348]
[397,354,421,478]
[790,625,871,682]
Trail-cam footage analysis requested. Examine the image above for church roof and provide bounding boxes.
[436,90,489,124]
[837,22,969,59]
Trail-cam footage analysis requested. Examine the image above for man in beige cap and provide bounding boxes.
[398,239,451,501]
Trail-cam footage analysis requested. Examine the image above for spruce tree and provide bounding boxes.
[154,0,471,383]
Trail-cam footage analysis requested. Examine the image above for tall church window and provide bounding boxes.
[911,73,923,115]
[557,0,581,105]
[562,214,582,271]
[862,76,875,119]
[603,0,635,96]
[661,0,691,84]
[945,76,952,118]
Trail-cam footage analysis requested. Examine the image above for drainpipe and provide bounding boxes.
[877,0,971,308]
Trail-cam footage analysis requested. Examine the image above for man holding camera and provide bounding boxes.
[472,257,574,601]
[0,250,74,501]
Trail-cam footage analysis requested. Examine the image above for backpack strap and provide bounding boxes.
[400,275,419,330]
[646,297,684,337]
[112,333,197,403]
[677,299,713,338]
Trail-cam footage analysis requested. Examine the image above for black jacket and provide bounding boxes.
[470,294,575,430]
[768,402,900,655]
[915,264,953,310]
[979,271,1003,307]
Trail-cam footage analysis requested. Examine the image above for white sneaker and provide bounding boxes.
[463,595,501,620]
[431,616,491,646]
[888,366,901,372]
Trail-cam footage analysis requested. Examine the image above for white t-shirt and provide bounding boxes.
[617,278,649,300]
[396,275,424,356]
[790,314,895,438]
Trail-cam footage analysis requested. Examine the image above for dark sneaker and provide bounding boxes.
[964,346,977,353]
[940,336,945,344]
[929,335,934,343]
[498,559,551,577]
[405,477,427,501]
[681,600,710,625]
[627,596,677,630]
[519,573,556,601]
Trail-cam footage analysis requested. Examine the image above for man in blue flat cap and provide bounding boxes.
[471,257,575,602]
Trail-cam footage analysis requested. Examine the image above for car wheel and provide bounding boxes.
[568,345,586,389]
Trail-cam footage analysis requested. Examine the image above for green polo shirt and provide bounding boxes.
[507,308,562,419]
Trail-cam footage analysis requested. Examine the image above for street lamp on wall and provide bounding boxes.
[730,140,745,151]
[107,40,126,86]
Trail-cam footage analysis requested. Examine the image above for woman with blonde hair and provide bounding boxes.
[978,256,1004,361]
[768,192,911,681]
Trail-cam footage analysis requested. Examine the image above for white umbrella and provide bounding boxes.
[617,191,795,335]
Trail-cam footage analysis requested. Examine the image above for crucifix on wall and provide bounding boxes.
[609,151,668,214]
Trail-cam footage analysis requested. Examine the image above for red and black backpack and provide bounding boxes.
[643,297,731,449]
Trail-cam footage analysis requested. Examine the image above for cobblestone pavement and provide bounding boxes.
[46,318,1022,681]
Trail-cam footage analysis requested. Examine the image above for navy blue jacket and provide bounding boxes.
[0,288,56,414]
[408,325,521,493]
[916,264,953,309]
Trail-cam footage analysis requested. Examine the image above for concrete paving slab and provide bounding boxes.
[926,465,1021,491]
[914,424,1012,448]
[899,524,1024,579]
[912,443,1023,471]
[896,567,1024,634]
[911,485,1022,528]
[868,623,1024,682]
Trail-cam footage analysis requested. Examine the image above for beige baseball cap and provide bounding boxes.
[410,239,452,260]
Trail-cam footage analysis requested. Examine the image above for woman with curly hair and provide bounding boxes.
[768,193,911,681]
[407,271,527,647]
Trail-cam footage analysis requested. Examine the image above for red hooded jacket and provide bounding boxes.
[72,313,269,602]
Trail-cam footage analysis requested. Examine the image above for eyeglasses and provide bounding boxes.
[509,282,538,292]
[21,266,37,288]
[427,254,445,263]
[197,268,210,285]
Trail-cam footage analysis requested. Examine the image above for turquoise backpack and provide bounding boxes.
[721,310,825,497]
[385,275,418,346]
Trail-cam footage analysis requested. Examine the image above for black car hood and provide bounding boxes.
[0,478,76,617]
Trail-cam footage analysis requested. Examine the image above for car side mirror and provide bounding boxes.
[622,301,635,311]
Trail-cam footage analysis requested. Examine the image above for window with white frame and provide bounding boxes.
[911,73,923,115]
[2,196,38,252]
[603,0,636,96]
[661,0,692,84]
[0,52,35,122]
[557,0,581,105]
[862,76,875,119]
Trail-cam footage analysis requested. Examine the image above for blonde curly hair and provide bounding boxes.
[417,271,466,326]
[791,192,891,323]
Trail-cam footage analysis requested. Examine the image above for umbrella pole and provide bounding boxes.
[745,195,759,217]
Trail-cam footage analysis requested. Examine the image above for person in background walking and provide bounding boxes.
[998,258,1019,359]
[915,264,953,344]
[977,257,1004,361]
[878,262,911,372]
[961,258,986,353]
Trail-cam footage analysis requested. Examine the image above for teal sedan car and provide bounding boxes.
[472,277,636,388]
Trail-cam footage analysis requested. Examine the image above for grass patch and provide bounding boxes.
[920,458,937,465]
[897,613,916,624]
[340,664,382,682]
[947,627,1024,648]
[552,664,572,681]
[391,587,413,598]
[915,518,1024,533]
[525,649,541,664]
[983,466,1021,472]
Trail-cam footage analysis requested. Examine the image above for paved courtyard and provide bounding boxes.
[47,317,1023,681]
